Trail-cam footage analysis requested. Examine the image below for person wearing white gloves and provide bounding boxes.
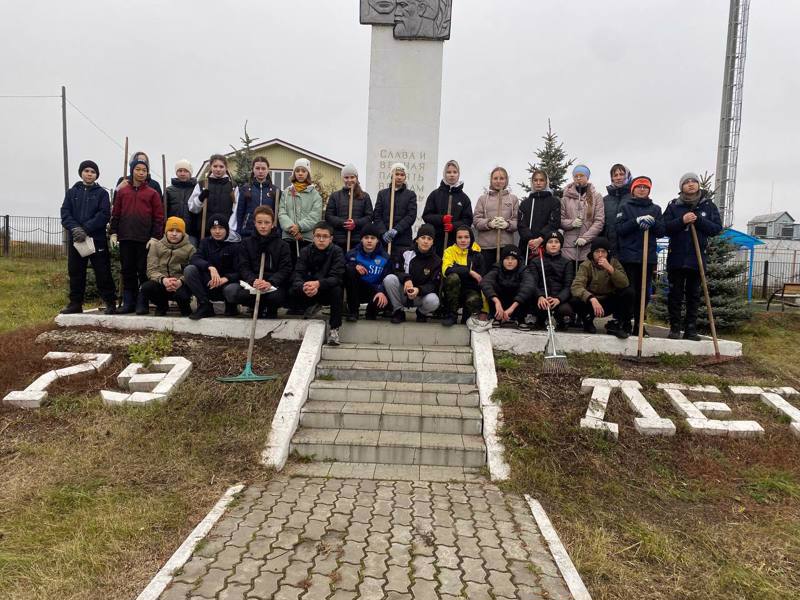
[561,164,605,263]
[473,166,519,266]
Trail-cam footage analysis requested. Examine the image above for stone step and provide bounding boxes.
[308,380,480,407]
[316,360,476,385]
[285,462,485,482]
[300,400,483,435]
[290,428,486,468]
[321,344,473,365]
[339,321,470,347]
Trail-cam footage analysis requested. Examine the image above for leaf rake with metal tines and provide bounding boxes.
[537,247,569,374]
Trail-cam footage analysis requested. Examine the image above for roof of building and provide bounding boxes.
[196,138,344,176]
[747,211,794,224]
[720,228,766,249]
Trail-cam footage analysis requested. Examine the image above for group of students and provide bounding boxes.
[60,152,722,346]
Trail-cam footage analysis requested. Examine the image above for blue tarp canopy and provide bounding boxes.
[720,228,765,302]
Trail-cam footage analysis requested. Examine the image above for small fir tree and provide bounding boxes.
[519,119,576,197]
[228,120,259,185]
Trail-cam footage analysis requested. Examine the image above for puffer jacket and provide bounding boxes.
[146,234,195,282]
[442,231,485,292]
[373,185,418,248]
[278,184,324,243]
[616,196,665,264]
[236,177,278,238]
[422,181,473,256]
[60,181,111,241]
[110,181,164,242]
[473,189,520,250]
[345,242,393,292]
[187,176,240,236]
[602,183,631,255]
[238,229,292,288]
[481,261,536,305]
[571,257,629,302]
[663,191,723,270]
[190,236,239,282]
[325,188,374,247]
[397,244,442,297]
[165,178,198,237]
[292,243,345,292]
[532,251,575,302]
[518,189,560,257]
[560,182,605,262]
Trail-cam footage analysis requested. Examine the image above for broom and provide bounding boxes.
[538,247,568,374]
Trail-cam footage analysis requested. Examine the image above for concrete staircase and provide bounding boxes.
[289,321,486,470]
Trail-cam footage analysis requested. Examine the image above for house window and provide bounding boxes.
[271,170,293,191]
[780,226,794,239]
[754,225,768,237]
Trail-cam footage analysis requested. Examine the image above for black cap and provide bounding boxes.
[207,213,229,236]
[545,230,564,245]
[500,244,520,261]
[361,223,381,239]
[591,237,611,254]
[78,160,99,178]
[416,224,436,240]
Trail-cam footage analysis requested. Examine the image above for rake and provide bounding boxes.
[537,247,569,374]
[217,253,278,383]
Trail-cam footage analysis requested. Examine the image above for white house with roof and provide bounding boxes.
[746,211,799,240]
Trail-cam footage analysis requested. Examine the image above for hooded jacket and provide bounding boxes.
[146,234,195,282]
[187,176,241,235]
[238,229,292,288]
[346,242,393,292]
[473,189,520,250]
[616,196,665,264]
[236,177,278,238]
[422,180,473,255]
[533,251,575,303]
[560,182,605,261]
[292,242,345,293]
[278,184,324,243]
[518,187,561,256]
[373,184,418,248]
[166,177,198,236]
[110,180,164,242]
[60,181,111,241]
[398,243,442,297]
[325,187,375,247]
[481,249,536,305]
[602,182,631,255]
[663,191,723,270]
[571,254,629,302]
[190,216,240,283]
[442,229,485,292]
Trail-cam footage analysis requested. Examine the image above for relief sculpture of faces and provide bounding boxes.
[360,0,451,40]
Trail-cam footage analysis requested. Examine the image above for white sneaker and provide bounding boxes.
[327,328,341,346]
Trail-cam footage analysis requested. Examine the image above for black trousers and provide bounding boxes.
[67,237,116,304]
[667,267,702,330]
[229,286,287,316]
[622,262,655,326]
[140,279,192,310]
[481,248,501,269]
[532,300,575,324]
[491,289,527,323]
[292,284,343,328]
[182,264,239,305]
[344,265,384,316]
[119,240,148,293]
[574,287,635,326]
[287,239,311,266]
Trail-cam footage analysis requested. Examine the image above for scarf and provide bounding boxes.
[678,191,702,207]
[293,182,309,194]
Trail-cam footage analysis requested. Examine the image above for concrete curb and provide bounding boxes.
[261,321,327,470]
[490,328,742,357]
[135,483,245,600]
[471,330,510,481]
[525,495,592,600]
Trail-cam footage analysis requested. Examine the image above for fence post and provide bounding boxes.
[761,260,769,299]
[2,214,8,257]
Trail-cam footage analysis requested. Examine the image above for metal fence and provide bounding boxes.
[0,215,68,259]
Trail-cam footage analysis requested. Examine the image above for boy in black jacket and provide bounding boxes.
[59,160,116,315]
[184,213,241,320]
[291,222,346,345]
[230,206,291,318]
[518,169,561,263]
[481,245,536,328]
[531,231,575,331]
[373,163,418,268]
[384,224,442,324]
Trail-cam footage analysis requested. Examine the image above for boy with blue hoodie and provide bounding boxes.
[344,223,393,321]
[59,160,116,314]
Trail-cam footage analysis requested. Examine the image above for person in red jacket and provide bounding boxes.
[110,158,164,313]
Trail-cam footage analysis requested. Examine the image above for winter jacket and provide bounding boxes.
[442,233,485,292]
[190,237,240,282]
[325,188,374,247]
[373,185,418,248]
[110,181,164,242]
[615,197,665,264]
[238,229,292,289]
[481,261,536,305]
[422,181,473,255]
[278,184,324,243]
[473,189,520,250]
[346,243,393,293]
[60,181,111,241]
[571,257,629,302]
[292,243,346,293]
[146,234,195,282]
[560,182,605,262]
[166,178,198,236]
[236,178,278,238]
[663,191,723,270]
[602,183,631,255]
[517,190,561,256]
[188,176,240,235]
[532,252,575,303]
[397,244,442,297]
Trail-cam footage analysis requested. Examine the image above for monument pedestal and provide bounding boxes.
[365,25,443,220]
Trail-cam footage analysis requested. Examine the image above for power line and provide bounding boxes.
[0,94,60,98]
[67,99,124,150]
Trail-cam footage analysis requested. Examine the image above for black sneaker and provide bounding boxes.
[416,310,428,323]
[612,327,630,340]
[154,305,168,317]
[104,302,116,315]
[224,302,239,317]
[441,313,457,327]
[555,320,568,332]
[346,312,359,322]
[60,303,83,315]
[583,320,597,334]
[683,329,702,342]
[189,302,216,320]
[668,326,681,340]
[391,309,406,324]
[365,308,378,321]
[303,303,321,319]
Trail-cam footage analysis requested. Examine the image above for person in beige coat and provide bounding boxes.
[561,164,605,262]
[473,166,519,267]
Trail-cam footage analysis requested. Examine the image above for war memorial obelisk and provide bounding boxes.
[361,1,452,221]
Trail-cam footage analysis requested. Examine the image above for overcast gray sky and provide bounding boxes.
[1,0,797,230]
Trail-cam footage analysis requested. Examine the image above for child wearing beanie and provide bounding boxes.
[422,160,473,257]
[373,163,418,269]
[325,163,374,252]
[480,244,536,328]
[278,157,323,266]
[530,231,576,331]
[561,165,605,262]
[59,159,117,315]
[343,222,393,321]
[137,216,195,316]
[165,159,198,245]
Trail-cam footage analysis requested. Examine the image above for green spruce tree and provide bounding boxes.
[228,121,259,185]
[519,119,575,197]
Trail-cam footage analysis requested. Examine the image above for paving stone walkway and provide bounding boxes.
[158,475,572,600]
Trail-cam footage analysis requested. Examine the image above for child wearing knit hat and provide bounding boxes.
[137,217,196,316]
[165,159,199,245]
[325,163,375,252]
[373,163,418,270]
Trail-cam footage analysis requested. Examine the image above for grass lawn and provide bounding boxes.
[0,258,68,333]
[497,311,800,600]
[0,326,299,599]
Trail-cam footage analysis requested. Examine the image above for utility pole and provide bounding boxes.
[61,85,69,193]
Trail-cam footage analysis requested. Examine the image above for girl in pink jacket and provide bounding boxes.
[473,166,520,267]
[561,165,605,262]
